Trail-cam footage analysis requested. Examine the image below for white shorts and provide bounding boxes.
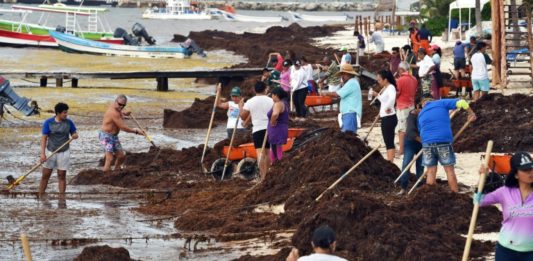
[358,48,365,56]
[44,149,70,171]
[328,84,341,92]
[396,106,414,133]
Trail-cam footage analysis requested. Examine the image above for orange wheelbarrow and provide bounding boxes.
[481,153,512,193]
[210,128,305,181]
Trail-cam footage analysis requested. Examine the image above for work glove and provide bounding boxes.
[473,192,484,205]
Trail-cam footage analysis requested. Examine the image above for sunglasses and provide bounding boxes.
[116,101,127,107]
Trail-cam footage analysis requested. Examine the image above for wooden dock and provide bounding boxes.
[0,68,264,91]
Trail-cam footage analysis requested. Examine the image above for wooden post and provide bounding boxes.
[500,0,507,88]
[39,76,47,87]
[20,233,32,261]
[71,78,78,88]
[490,0,501,86]
[55,78,63,87]
[527,3,533,83]
[156,77,168,91]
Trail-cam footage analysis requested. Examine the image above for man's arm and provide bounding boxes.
[40,135,48,163]
[113,113,139,134]
[239,99,250,121]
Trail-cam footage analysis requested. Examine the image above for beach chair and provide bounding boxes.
[506,48,529,71]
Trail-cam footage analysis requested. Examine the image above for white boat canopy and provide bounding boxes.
[447,0,490,40]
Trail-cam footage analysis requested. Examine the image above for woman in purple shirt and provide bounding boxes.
[476,152,533,260]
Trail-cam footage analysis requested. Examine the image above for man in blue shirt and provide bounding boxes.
[323,63,362,133]
[453,41,467,79]
[418,96,476,192]
[40,102,78,200]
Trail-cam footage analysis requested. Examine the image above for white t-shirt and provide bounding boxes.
[302,64,314,81]
[417,55,435,77]
[243,95,273,133]
[226,101,245,129]
[471,52,488,80]
[298,253,348,261]
[291,67,307,91]
[377,84,397,117]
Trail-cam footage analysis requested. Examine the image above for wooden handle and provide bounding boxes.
[200,83,222,169]
[316,145,380,201]
[453,118,473,140]
[363,114,380,142]
[394,150,423,184]
[462,140,493,261]
[20,233,32,261]
[8,138,74,190]
[131,114,156,147]
[221,118,240,181]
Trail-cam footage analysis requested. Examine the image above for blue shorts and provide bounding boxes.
[422,143,456,167]
[341,112,358,133]
[472,79,490,92]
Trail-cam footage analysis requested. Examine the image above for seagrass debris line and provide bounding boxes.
[0,229,298,244]
[0,68,265,80]
[0,190,173,197]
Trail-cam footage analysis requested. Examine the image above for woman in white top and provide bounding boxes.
[290,59,309,119]
[376,70,398,162]
[216,86,247,138]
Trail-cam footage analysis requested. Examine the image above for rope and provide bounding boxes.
[3,106,40,124]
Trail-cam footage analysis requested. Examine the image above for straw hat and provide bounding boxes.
[335,64,357,76]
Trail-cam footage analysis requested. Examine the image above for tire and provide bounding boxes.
[236,157,259,180]
[210,158,233,181]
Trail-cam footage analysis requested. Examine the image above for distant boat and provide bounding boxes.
[288,11,351,22]
[0,5,121,47]
[50,30,193,59]
[220,10,285,23]
[142,0,212,20]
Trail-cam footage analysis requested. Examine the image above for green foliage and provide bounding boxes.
[425,16,449,36]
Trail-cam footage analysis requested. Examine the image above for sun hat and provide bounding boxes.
[335,63,357,76]
[230,87,241,96]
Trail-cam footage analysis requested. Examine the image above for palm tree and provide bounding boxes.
[475,0,482,37]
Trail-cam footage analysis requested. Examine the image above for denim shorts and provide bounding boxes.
[472,79,490,92]
[422,143,456,167]
[341,112,358,133]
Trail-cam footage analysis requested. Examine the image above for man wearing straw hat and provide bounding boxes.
[418,96,476,192]
[39,102,78,199]
[323,64,362,133]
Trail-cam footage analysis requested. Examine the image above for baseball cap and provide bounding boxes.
[340,46,348,52]
[283,60,291,67]
[294,60,301,66]
[511,152,533,171]
[230,87,241,96]
[312,225,336,249]
[262,67,271,73]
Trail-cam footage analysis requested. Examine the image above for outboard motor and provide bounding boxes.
[0,77,39,116]
[131,23,156,45]
[114,27,138,46]
[55,25,66,33]
[180,38,206,57]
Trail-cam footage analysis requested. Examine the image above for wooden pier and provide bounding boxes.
[0,68,264,91]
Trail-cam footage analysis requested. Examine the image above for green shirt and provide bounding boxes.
[268,70,280,89]
[326,61,341,86]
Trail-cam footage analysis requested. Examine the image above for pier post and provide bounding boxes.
[40,77,47,87]
[71,78,78,88]
[156,77,168,91]
[55,78,63,87]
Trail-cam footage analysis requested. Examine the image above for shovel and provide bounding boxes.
[200,83,222,173]
[130,114,161,162]
[6,138,74,190]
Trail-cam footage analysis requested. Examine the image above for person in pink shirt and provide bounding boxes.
[395,62,418,155]
[476,152,533,260]
[268,52,284,72]
[279,60,292,93]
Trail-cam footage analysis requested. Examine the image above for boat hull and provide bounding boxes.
[50,30,188,58]
[142,10,212,20]
[220,11,283,23]
[0,20,116,39]
[0,29,123,47]
[289,11,349,22]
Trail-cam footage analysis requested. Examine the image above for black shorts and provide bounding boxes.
[454,57,466,70]
[252,129,270,149]
[381,115,398,150]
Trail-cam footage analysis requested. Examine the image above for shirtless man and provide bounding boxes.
[99,94,145,174]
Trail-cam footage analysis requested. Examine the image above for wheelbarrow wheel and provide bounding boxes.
[236,157,259,180]
[210,158,233,181]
